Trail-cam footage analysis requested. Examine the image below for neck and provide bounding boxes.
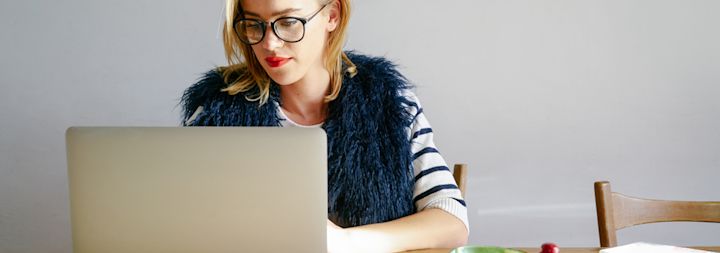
[279,67,330,125]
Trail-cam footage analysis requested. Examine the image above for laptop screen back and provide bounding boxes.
[66,127,327,253]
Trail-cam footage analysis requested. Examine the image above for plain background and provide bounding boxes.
[1,0,719,252]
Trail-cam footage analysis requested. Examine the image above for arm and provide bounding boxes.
[328,91,469,252]
[328,208,468,253]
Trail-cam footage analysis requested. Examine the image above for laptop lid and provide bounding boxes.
[66,127,327,253]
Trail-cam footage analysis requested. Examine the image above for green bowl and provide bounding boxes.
[450,246,526,253]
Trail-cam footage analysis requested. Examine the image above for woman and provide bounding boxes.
[181,0,468,251]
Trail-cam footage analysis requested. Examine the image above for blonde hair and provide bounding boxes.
[220,0,356,104]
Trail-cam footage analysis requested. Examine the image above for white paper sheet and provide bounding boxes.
[599,242,716,253]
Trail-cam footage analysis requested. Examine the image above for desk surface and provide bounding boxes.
[408,246,720,253]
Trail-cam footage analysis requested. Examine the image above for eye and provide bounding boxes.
[278,19,299,27]
[244,23,262,31]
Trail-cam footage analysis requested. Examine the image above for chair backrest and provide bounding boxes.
[594,181,720,247]
[453,164,467,197]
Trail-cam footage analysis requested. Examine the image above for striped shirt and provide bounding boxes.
[279,90,469,231]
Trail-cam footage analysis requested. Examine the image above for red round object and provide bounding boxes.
[541,242,559,253]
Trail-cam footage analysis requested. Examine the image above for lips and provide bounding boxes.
[265,57,290,68]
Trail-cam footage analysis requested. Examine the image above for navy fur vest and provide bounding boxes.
[181,52,417,227]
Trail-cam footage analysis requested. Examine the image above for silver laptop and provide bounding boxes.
[66,127,327,253]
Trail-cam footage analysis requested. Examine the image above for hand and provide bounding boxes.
[327,220,351,253]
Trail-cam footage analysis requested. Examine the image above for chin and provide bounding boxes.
[263,67,302,86]
[267,72,300,86]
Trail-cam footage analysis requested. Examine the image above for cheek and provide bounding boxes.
[288,39,315,64]
[251,45,266,57]
[300,27,328,58]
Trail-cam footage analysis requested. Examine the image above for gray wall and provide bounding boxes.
[1,0,718,252]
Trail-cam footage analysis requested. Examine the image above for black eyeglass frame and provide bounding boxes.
[234,2,330,45]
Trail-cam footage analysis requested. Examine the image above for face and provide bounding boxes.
[240,0,339,86]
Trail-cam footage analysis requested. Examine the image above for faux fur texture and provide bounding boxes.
[181,51,416,227]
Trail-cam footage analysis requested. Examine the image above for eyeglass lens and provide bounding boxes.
[236,17,305,44]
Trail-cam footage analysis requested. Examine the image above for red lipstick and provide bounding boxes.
[265,57,290,68]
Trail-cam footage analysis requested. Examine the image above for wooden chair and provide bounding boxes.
[453,164,467,197]
[594,181,720,247]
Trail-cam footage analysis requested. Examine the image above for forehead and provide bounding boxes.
[241,0,319,17]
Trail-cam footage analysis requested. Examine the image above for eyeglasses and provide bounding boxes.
[234,2,330,45]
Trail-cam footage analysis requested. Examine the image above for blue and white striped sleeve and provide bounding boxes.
[404,90,469,232]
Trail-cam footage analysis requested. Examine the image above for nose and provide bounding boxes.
[260,26,284,51]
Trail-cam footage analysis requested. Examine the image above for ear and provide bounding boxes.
[326,0,341,32]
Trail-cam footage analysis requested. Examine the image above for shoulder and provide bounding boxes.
[344,51,413,91]
[400,89,422,116]
[180,69,228,120]
[181,68,226,98]
[343,51,425,116]
[341,51,417,113]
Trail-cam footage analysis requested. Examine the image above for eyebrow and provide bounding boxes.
[243,8,303,19]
